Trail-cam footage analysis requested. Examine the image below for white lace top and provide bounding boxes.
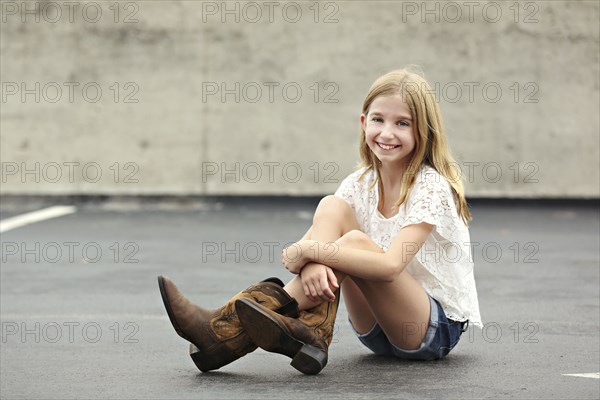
[334,164,483,327]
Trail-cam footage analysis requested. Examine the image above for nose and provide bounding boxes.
[379,123,396,139]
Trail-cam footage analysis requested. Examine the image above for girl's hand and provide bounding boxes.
[282,240,314,274]
[300,263,339,303]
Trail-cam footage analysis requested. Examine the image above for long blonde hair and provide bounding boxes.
[358,67,472,223]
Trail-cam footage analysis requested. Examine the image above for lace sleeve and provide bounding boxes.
[333,172,358,211]
[400,170,459,242]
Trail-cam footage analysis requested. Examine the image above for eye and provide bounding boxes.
[398,120,410,127]
[371,117,383,123]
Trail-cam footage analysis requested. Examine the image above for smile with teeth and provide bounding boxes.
[376,142,401,151]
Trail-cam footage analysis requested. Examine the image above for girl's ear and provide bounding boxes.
[360,114,366,130]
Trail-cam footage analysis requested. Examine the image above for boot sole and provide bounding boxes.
[235,298,327,375]
[157,276,191,342]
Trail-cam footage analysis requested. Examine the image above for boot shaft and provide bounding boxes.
[194,278,299,372]
[234,291,342,375]
[298,290,340,347]
[208,280,299,342]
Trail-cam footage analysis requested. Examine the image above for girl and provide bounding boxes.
[158,67,482,375]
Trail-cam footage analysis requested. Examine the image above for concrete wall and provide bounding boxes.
[1,0,598,197]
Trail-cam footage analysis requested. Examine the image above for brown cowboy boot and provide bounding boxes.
[158,275,299,372]
[235,290,340,375]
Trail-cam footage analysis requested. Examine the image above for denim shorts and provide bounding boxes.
[348,295,468,361]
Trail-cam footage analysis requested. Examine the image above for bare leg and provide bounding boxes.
[283,196,359,310]
[280,196,430,349]
[340,276,377,334]
[334,230,431,350]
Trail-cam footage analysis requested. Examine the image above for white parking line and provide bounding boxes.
[0,206,77,233]
[562,372,600,379]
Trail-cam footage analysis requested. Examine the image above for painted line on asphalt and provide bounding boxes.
[0,206,77,233]
[562,372,600,379]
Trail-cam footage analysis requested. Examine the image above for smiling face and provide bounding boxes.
[361,94,416,171]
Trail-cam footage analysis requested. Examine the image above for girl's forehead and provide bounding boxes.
[369,95,412,117]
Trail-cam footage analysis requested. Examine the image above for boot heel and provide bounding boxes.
[189,343,212,373]
[290,344,327,375]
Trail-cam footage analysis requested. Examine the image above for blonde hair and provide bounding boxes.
[358,67,472,223]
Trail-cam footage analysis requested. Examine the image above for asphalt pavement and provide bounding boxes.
[1,197,598,399]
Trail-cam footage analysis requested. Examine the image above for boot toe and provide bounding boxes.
[157,275,190,341]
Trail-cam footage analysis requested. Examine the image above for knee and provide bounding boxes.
[337,229,369,247]
[313,195,352,223]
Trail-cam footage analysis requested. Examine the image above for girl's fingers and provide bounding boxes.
[303,282,311,298]
[322,286,335,302]
[305,286,315,302]
[315,281,324,301]
[312,281,324,303]
[326,268,339,289]
[320,276,335,301]
[308,282,318,299]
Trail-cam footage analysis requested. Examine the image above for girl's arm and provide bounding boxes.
[299,222,433,282]
[299,226,312,241]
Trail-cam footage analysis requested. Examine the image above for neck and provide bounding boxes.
[377,161,409,190]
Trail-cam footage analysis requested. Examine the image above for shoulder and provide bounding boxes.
[402,164,466,239]
[334,166,374,206]
[410,164,453,198]
[405,164,459,216]
[339,166,373,188]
